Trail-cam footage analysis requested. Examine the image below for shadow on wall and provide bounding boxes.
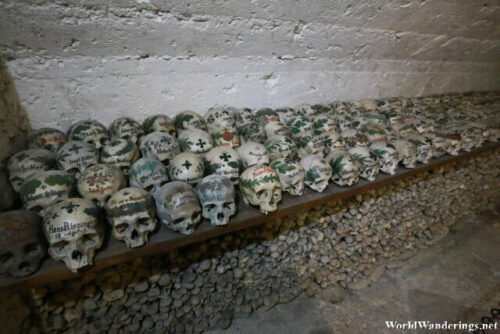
[0,58,31,166]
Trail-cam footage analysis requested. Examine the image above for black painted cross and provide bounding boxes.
[219,153,231,162]
[69,144,83,154]
[195,139,206,149]
[182,160,192,169]
[62,202,80,213]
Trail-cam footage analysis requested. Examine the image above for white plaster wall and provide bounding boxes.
[0,0,499,129]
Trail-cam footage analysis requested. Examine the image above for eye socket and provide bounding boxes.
[173,217,185,225]
[80,233,97,247]
[192,212,201,221]
[144,184,154,192]
[0,252,13,265]
[137,217,151,226]
[30,206,44,213]
[23,243,40,255]
[52,240,69,249]
[256,190,266,199]
[122,135,130,140]
[100,137,108,145]
[115,223,128,233]
[205,204,216,212]
[223,202,233,209]
[67,168,79,175]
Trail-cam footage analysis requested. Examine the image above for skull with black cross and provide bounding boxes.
[168,152,205,185]
[56,141,99,178]
[7,149,56,192]
[101,138,140,175]
[195,175,237,226]
[300,154,332,193]
[178,129,214,156]
[77,164,126,207]
[68,120,109,149]
[109,117,145,144]
[129,158,169,194]
[205,147,241,185]
[139,132,180,165]
[269,158,305,196]
[28,128,67,152]
[239,165,282,215]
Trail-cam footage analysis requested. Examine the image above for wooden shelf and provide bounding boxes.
[1,143,498,290]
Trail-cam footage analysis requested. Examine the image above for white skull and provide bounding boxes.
[153,181,201,234]
[239,165,281,215]
[139,132,180,165]
[178,129,214,156]
[348,146,379,181]
[19,170,76,216]
[322,131,344,154]
[361,124,388,144]
[56,141,99,178]
[239,122,267,144]
[28,128,67,152]
[287,116,313,138]
[105,187,157,248]
[7,149,56,192]
[293,104,317,118]
[331,114,352,132]
[68,120,109,149]
[264,135,297,161]
[407,135,433,164]
[109,117,145,144]
[255,108,280,123]
[264,122,292,138]
[370,143,400,174]
[326,150,360,186]
[174,110,207,131]
[101,138,140,175]
[204,107,235,134]
[129,158,169,193]
[77,164,126,207]
[300,154,332,192]
[237,142,270,168]
[0,210,46,278]
[310,115,336,135]
[205,147,241,185]
[234,108,255,128]
[390,139,418,168]
[43,198,104,272]
[340,129,370,148]
[275,107,295,124]
[210,126,241,148]
[168,152,205,185]
[330,101,352,114]
[195,175,236,226]
[269,158,305,196]
[142,114,177,137]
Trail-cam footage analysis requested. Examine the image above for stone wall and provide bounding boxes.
[1,1,499,129]
[13,150,497,334]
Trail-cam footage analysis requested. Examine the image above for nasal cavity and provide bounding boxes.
[217,212,224,220]
[18,262,29,270]
[71,250,82,260]
[131,229,139,239]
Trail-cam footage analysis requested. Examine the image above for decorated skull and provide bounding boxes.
[269,158,305,196]
[407,135,433,164]
[311,104,333,114]
[129,158,169,193]
[7,149,56,192]
[239,122,267,144]
[101,138,140,175]
[204,107,235,134]
[295,132,325,158]
[434,132,462,156]
[56,141,99,178]
[168,152,205,185]
[340,129,370,148]
[178,129,214,156]
[210,126,241,148]
[299,154,332,192]
[239,165,281,215]
[28,128,67,152]
[275,107,295,124]
[389,139,418,168]
[142,114,177,137]
[331,114,352,132]
[264,135,297,161]
[310,115,336,135]
[105,187,157,248]
[195,175,236,226]
[264,122,292,138]
[326,150,360,187]
[77,164,126,206]
[139,132,180,165]
[205,147,241,185]
[322,131,344,154]
[109,117,144,144]
[255,108,280,123]
[370,142,400,174]
[361,124,388,144]
[287,116,313,138]
[68,120,109,149]
[348,146,379,181]
[43,198,103,272]
[293,104,317,118]
[234,108,255,128]
[153,181,201,234]
[0,210,46,278]
[237,142,270,168]
[174,110,207,131]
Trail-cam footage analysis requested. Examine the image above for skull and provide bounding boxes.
[234,108,255,128]
[101,138,140,175]
[210,126,241,148]
[77,164,126,207]
[434,132,462,156]
[28,128,67,152]
[287,116,313,138]
[174,110,207,131]
[205,147,241,185]
[142,114,177,137]
[239,122,267,144]
[7,149,56,192]
[331,114,352,132]
[204,107,235,134]
[237,142,270,168]
[300,154,332,192]
[68,120,109,149]
[390,139,418,168]
[129,158,169,193]
[139,132,180,165]
[19,170,76,216]
[322,131,344,154]
[264,122,292,138]
[0,210,46,278]
[56,141,99,178]
[348,146,379,181]
[326,150,360,186]
[330,101,352,114]
[293,104,317,118]
[105,187,157,248]
[178,129,214,156]
[109,117,144,144]
[269,158,305,196]
[195,175,236,226]
[361,124,388,144]
[168,152,205,185]
[355,99,377,112]
[340,129,370,148]
[153,181,201,234]
[264,135,297,161]
[239,165,281,215]
[421,133,447,158]
[370,142,400,174]
[43,198,104,272]
[255,108,280,123]
[295,132,325,158]
[275,107,295,124]
[311,104,333,114]
[310,115,336,135]
[407,135,433,164]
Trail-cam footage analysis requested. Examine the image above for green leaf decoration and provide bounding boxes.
[83,206,100,218]
[114,140,135,156]
[313,119,328,135]
[32,156,55,165]
[207,162,222,173]
[178,137,192,152]
[57,152,71,162]
[45,174,74,186]
[306,168,320,183]
[71,123,92,138]
[20,179,42,195]
[408,138,425,147]
[329,155,345,175]
[371,148,386,158]
[175,114,194,130]
[227,161,239,169]
[240,174,279,190]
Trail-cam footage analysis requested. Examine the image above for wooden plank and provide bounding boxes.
[1,143,498,290]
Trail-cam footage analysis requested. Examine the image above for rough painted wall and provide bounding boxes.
[0,0,499,129]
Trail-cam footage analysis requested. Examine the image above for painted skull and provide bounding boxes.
[56,141,99,178]
[109,117,144,144]
[264,122,292,138]
[153,181,201,234]
[340,129,370,148]
[43,198,103,272]
[326,150,360,186]
[195,175,236,226]
[101,138,140,175]
[434,132,462,156]
[348,146,379,181]
[407,135,433,164]
[299,154,332,192]
[139,132,180,165]
[205,147,241,185]
[255,108,280,123]
[129,158,169,193]
[370,142,400,174]
[239,165,281,215]
[269,158,305,196]
[210,126,241,148]
[311,104,333,114]
[19,170,76,216]
[204,107,235,133]
[390,139,418,168]
[105,187,157,248]
[293,104,317,118]
[234,108,255,128]
[77,164,126,206]
[264,135,297,161]
[330,101,352,114]
[178,129,214,156]
[142,114,177,137]
[28,128,67,152]
[421,133,447,158]
[239,122,267,144]
[168,152,205,185]
[322,131,344,154]
[331,114,352,132]
[237,142,270,168]
[295,132,325,158]
[174,110,207,131]
[287,116,313,138]
[7,149,56,192]
[0,210,46,278]
[68,120,109,149]
[310,115,336,135]
[361,124,388,144]
[275,107,295,124]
